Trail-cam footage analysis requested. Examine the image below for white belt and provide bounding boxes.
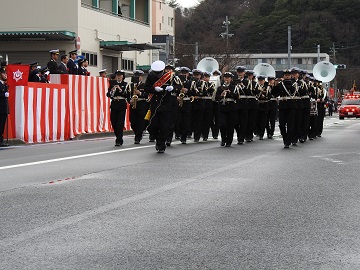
[113,96,126,100]
[270,98,277,101]
[221,98,235,102]
[258,100,268,103]
[301,96,310,99]
[182,97,191,101]
[293,97,301,100]
[201,97,212,100]
[135,98,146,101]
[239,95,256,99]
[280,97,295,100]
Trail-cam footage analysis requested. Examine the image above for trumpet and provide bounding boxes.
[179,92,185,107]
[132,94,138,109]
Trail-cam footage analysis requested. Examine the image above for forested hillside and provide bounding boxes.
[171,0,360,89]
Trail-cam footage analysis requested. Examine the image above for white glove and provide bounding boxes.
[165,86,174,92]
[5,92,9,98]
[155,86,163,92]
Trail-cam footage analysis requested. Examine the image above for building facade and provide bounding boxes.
[0,0,161,76]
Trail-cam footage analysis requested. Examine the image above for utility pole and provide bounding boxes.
[220,16,234,53]
[194,42,199,68]
[165,35,170,64]
[317,44,321,63]
[332,42,338,101]
[288,26,291,69]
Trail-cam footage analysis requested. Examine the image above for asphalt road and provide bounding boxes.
[1,116,360,270]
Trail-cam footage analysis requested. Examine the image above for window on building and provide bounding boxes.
[81,52,98,66]
[313,58,317,64]
[162,16,164,23]
[298,58,302,64]
[160,1,161,9]
[121,59,134,71]
[159,23,161,31]
[171,18,174,27]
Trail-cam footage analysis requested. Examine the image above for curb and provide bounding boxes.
[72,130,134,140]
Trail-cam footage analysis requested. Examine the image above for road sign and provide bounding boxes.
[76,37,81,50]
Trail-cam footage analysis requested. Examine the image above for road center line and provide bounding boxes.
[0,145,156,171]
[0,151,275,249]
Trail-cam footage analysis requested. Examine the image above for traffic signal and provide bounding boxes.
[335,64,347,69]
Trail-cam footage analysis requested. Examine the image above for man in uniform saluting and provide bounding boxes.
[47,49,60,74]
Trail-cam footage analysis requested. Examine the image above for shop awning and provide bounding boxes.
[0,31,76,41]
[100,41,162,51]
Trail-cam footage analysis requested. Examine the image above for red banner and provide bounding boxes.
[6,64,29,86]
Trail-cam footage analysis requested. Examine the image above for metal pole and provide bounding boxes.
[332,42,338,101]
[165,35,170,64]
[317,44,320,63]
[288,26,291,69]
[195,42,199,68]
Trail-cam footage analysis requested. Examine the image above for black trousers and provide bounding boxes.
[176,106,191,142]
[130,102,148,142]
[256,109,268,138]
[219,110,236,145]
[166,104,178,143]
[110,109,126,144]
[0,114,7,144]
[236,109,248,143]
[278,108,296,146]
[293,107,303,143]
[202,102,213,140]
[149,109,172,150]
[308,115,318,139]
[300,107,310,141]
[316,107,325,136]
[210,102,219,138]
[266,108,277,137]
[246,108,257,140]
[192,108,204,141]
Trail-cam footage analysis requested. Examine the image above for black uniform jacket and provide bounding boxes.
[107,80,129,111]
[0,81,9,114]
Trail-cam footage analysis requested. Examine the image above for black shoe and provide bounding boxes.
[157,149,165,153]
[220,141,225,146]
[149,139,155,142]
[309,137,313,140]
[237,141,243,145]
[284,144,290,148]
[299,139,305,143]
[246,139,252,143]
[187,135,192,139]
[194,139,199,143]
[292,142,297,146]
[175,136,180,140]
[134,140,140,144]
[203,138,208,141]
[225,143,231,147]
[213,137,218,139]
[181,140,186,144]
[0,143,10,147]
[267,135,273,139]
[166,141,171,146]
[259,137,263,140]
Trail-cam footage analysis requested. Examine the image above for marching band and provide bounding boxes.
[106,60,328,152]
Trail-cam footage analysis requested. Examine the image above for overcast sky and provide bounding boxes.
[177,0,200,8]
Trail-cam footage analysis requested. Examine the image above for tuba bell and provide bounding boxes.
[253,63,276,78]
[313,61,336,83]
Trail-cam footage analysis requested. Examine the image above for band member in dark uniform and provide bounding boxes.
[245,70,259,142]
[0,67,9,147]
[266,76,278,139]
[129,70,148,144]
[273,69,297,148]
[175,67,192,144]
[190,69,207,142]
[210,70,221,139]
[47,49,59,74]
[216,72,238,147]
[144,61,181,153]
[315,80,326,137]
[67,50,78,75]
[234,66,248,144]
[255,75,270,140]
[106,70,129,146]
[299,70,311,143]
[165,64,178,146]
[201,71,216,141]
[308,77,318,140]
[291,67,304,146]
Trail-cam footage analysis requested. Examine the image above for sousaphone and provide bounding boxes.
[313,61,336,83]
[253,63,276,78]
